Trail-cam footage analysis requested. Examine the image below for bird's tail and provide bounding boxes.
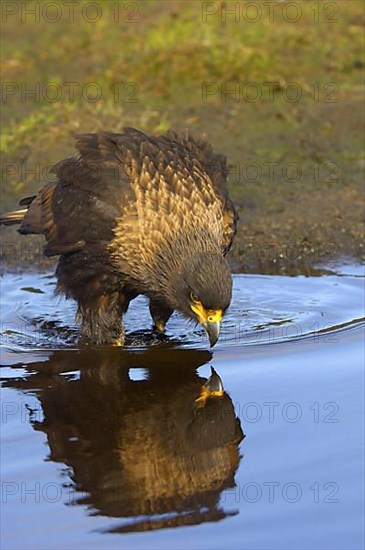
[0,208,28,226]
[0,195,35,226]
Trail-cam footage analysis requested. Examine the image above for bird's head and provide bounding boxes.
[172,252,232,347]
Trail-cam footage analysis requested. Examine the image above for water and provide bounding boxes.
[1,267,364,549]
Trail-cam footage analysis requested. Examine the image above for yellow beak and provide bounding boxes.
[190,302,223,347]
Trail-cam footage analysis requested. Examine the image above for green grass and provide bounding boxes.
[2,1,363,129]
[1,0,364,269]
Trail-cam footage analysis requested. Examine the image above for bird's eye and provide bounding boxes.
[190,292,199,303]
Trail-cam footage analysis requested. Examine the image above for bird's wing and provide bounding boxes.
[18,129,238,257]
[19,133,132,256]
[220,198,239,256]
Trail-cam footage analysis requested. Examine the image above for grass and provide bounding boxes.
[1,0,364,271]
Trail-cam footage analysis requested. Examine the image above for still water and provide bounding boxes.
[1,267,364,549]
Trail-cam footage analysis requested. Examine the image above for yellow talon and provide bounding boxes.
[155,320,165,333]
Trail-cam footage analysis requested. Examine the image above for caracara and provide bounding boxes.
[0,128,238,346]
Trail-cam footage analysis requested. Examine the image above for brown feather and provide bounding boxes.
[1,128,238,344]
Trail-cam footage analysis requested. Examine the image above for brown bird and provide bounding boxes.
[0,128,238,346]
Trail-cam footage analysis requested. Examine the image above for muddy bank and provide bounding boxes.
[1,1,364,275]
[2,96,364,276]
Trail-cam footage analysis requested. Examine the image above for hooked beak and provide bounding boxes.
[202,320,221,347]
[190,302,223,347]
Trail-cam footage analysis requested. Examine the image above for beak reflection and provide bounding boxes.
[195,367,224,407]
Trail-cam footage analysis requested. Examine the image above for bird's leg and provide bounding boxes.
[77,293,125,345]
[149,299,173,333]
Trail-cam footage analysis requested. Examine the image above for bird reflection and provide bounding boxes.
[3,347,244,532]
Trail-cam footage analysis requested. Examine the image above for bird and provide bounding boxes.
[0,127,238,346]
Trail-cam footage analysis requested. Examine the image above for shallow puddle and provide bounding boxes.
[1,267,364,549]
